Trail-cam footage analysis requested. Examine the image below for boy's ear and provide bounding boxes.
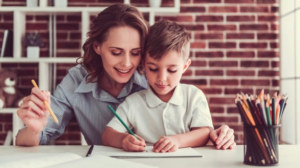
[93,41,101,55]
[182,59,191,74]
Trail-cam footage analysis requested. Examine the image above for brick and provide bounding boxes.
[210,97,236,104]
[183,69,193,76]
[272,79,280,87]
[257,33,277,39]
[180,0,192,3]
[70,32,81,40]
[227,15,255,22]
[240,24,268,30]
[198,87,223,94]
[240,42,267,48]
[241,61,269,67]
[191,60,207,67]
[155,16,193,22]
[0,23,13,29]
[56,42,80,49]
[195,52,223,58]
[183,24,204,31]
[26,15,34,21]
[195,33,223,39]
[209,6,238,13]
[226,51,255,58]
[227,107,239,114]
[210,106,225,113]
[194,0,221,3]
[0,114,12,122]
[271,6,279,13]
[258,70,279,76]
[210,79,239,85]
[225,0,254,3]
[257,0,276,3]
[240,6,269,13]
[57,23,80,30]
[67,15,82,22]
[270,42,279,48]
[209,61,238,67]
[225,88,254,95]
[226,70,255,76]
[241,79,270,86]
[4,123,12,131]
[180,79,207,85]
[208,25,236,31]
[226,33,254,39]
[56,52,81,57]
[209,42,236,48]
[271,61,279,67]
[56,15,65,21]
[258,15,277,21]
[257,51,278,58]
[271,24,278,30]
[212,116,239,123]
[35,15,49,21]
[3,14,13,21]
[196,70,224,76]
[180,6,205,13]
[26,23,48,30]
[196,15,223,22]
[16,69,36,76]
[190,42,206,49]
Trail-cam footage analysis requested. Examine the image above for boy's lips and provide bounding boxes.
[155,84,167,89]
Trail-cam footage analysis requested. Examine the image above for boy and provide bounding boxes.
[102,20,213,153]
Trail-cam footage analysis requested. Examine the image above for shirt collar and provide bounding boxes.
[145,84,183,108]
[74,74,95,93]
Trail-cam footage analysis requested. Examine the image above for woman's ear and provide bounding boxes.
[93,41,101,55]
[182,59,191,74]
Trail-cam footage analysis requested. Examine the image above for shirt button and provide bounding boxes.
[165,113,169,118]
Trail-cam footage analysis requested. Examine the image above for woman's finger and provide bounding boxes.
[31,87,48,102]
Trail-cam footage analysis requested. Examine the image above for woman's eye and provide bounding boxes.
[112,52,121,56]
[131,51,140,56]
[168,70,177,73]
[149,68,158,72]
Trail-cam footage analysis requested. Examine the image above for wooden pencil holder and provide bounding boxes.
[243,125,280,166]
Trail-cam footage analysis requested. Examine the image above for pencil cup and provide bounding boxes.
[243,125,280,166]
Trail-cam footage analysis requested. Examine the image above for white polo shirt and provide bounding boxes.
[107,83,213,144]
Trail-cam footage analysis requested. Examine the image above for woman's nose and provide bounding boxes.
[120,54,131,67]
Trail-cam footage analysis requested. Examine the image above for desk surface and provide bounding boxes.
[0,145,299,168]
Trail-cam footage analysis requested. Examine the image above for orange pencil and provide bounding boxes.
[31,79,59,124]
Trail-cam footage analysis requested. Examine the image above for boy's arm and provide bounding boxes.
[102,126,146,151]
[173,127,210,148]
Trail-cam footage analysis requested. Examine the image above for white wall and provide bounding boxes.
[280,0,300,144]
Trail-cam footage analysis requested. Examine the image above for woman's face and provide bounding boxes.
[94,26,141,84]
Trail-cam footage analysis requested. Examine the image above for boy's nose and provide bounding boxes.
[158,71,167,84]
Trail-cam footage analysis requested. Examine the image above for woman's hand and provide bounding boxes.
[122,134,146,152]
[210,125,236,150]
[17,87,50,134]
[153,136,179,153]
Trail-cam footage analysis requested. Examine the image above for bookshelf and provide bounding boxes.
[0,0,180,145]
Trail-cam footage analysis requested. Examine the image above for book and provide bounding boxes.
[92,145,202,158]
[0,152,158,168]
[0,30,13,57]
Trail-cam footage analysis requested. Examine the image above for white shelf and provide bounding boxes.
[0,7,180,14]
[0,108,18,114]
[0,57,78,63]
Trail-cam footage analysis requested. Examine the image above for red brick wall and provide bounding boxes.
[0,0,279,145]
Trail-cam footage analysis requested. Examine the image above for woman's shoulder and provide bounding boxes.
[58,64,88,89]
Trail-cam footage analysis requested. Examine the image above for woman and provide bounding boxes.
[16,4,235,150]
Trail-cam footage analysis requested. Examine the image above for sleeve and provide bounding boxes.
[39,74,75,145]
[106,99,133,133]
[190,88,214,129]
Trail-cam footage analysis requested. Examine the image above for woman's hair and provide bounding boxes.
[77,4,149,83]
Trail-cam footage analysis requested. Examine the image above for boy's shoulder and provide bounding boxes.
[180,83,204,95]
[124,89,148,102]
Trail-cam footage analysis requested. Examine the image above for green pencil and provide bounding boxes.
[108,105,139,139]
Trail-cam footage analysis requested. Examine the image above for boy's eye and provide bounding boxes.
[168,70,177,73]
[149,68,158,72]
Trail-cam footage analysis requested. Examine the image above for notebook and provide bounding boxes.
[92,145,202,158]
[0,153,158,168]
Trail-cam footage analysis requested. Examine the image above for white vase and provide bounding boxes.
[27,46,40,58]
[54,0,67,7]
[149,0,162,8]
[39,0,47,7]
[26,0,38,7]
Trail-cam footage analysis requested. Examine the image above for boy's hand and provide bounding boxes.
[210,125,236,150]
[153,136,179,153]
[122,134,146,152]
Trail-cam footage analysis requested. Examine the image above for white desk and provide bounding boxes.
[0,145,299,167]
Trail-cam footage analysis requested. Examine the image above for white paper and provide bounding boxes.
[48,154,158,168]
[92,146,202,158]
[0,153,81,168]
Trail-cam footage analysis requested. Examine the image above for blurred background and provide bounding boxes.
[0,0,297,146]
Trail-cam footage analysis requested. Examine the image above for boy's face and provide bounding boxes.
[145,50,191,101]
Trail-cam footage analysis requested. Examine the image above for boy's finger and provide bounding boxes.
[154,140,168,152]
[160,142,173,153]
[217,129,234,149]
[221,136,235,150]
[153,138,164,149]
[214,126,229,146]
[168,145,177,152]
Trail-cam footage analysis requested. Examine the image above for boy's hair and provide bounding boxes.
[144,20,190,61]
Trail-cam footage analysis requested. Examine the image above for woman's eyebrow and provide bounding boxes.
[109,47,123,50]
